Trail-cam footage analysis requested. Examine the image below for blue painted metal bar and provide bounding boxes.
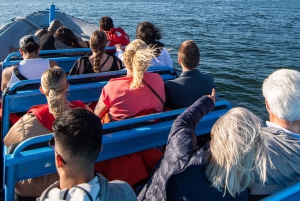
[45,4,59,25]
[262,182,300,201]
[103,100,231,130]
[3,101,231,201]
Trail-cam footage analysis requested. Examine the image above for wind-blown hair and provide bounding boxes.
[123,39,155,89]
[41,67,70,118]
[136,21,161,45]
[206,107,267,197]
[90,30,108,73]
[262,69,300,122]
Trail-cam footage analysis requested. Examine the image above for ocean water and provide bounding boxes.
[0,0,299,120]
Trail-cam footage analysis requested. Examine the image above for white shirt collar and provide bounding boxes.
[266,121,300,139]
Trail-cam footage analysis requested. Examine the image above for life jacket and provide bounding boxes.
[104,27,130,53]
[28,100,86,131]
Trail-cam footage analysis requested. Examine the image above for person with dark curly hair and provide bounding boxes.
[135,21,172,68]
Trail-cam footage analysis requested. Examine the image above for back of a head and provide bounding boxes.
[99,16,114,31]
[262,69,300,122]
[48,19,64,34]
[90,30,108,73]
[136,21,161,45]
[123,39,155,89]
[206,107,267,197]
[178,40,200,69]
[54,26,80,48]
[19,35,40,54]
[53,108,103,166]
[41,67,69,118]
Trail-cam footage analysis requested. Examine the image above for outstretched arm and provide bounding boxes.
[167,89,216,145]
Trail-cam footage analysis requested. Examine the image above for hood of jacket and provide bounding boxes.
[250,126,300,195]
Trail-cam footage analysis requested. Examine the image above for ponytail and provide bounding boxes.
[48,88,70,118]
[90,30,108,73]
[123,39,156,90]
[130,48,155,89]
[41,67,70,118]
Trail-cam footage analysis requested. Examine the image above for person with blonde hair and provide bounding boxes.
[69,30,122,75]
[3,67,89,201]
[94,39,165,121]
[138,89,267,201]
[93,39,165,188]
[250,69,300,199]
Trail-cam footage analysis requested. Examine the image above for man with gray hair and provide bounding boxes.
[250,69,300,198]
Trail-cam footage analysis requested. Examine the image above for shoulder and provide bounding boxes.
[96,173,137,201]
[2,66,14,76]
[49,60,58,67]
[4,114,51,148]
[108,181,138,201]
[144,72,163,80]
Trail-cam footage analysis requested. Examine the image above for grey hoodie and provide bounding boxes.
[37,173,137,201]
[250,126,300,195]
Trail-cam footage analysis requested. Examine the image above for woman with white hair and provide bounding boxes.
[138,89,267,201]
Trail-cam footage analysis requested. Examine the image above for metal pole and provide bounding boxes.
[46,4,59,26]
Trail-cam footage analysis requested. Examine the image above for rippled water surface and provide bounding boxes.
[0,0,299,120]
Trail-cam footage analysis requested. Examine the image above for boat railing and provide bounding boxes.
[2,100,232,201]
[262,182,300,201]
[1,66,176,138]
[2,47,118,73]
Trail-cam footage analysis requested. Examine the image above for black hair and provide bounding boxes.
[136,21,162,45]
[52,108,103,165]
[21,38,40,53]
[54,26,81,48]
[99,16,114,31]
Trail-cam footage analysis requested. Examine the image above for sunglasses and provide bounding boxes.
[48,136,66,164]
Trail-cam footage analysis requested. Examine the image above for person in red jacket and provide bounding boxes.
[99,16,130,53]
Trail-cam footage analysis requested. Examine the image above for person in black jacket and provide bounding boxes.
[138,89,268,201]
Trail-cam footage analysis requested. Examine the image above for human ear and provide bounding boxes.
[19,49,24,56]
[39,86,45,94]
[178,58,181,65]
[265,99,270,110]
[56,155,64,168]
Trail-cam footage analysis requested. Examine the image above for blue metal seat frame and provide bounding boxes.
[3,100,232,201]
[2,47,117,73]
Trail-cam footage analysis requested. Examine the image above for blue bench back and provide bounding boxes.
[1,66,176,138]
[2,48,117,73]
[3,100,232,201]
[262,182,300,201]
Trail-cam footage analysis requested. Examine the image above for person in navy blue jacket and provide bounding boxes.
[138,89,268,201]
